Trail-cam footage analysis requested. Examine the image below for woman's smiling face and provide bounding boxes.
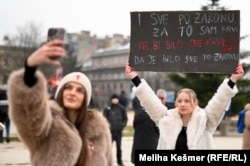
[63,82,85,111]
[175,89,198,116]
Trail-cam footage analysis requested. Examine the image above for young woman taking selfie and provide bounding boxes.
[7,40,113,166]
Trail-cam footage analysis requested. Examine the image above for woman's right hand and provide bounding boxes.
[27,40,66,67]
[125,62,138,79]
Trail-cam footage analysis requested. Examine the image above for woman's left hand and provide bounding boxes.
[230,63,244,83]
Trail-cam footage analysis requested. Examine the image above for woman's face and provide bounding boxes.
[63,82,85,111]
[176,92,196,115]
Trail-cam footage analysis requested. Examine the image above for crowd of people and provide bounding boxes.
[1,37,249,166]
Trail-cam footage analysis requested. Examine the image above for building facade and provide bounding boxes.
[82,44,176,109]
[0,31,177,110]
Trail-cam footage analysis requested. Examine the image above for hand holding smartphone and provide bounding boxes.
[47,28,68,60]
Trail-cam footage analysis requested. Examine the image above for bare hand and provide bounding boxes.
[27,40,66,67]
[230,63,244,83]
[125,63,138,79]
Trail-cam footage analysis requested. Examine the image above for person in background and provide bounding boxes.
[119,90,128,109]
[125,62,244,149]
[242,104,250,149]
[223,104,232,120]
[130,96,159,164]
[132,96,141,114]
[156,89,175,109]
[0,88,10,143]
[237,103,250,133]
[103,94,128,166]
[89,96,101,110]
[7,40,113,166]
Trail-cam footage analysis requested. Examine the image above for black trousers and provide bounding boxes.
[111,130,123,164]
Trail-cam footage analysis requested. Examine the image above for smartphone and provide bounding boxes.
[47,28,67,60]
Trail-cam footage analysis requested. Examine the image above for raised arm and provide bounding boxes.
[125,63,167,124]
[205,63,244,132]
[7,40,66,147]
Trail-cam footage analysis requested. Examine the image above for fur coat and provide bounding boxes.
[7,69,113,166]
[242,110,250,149]
[133,79,238,149]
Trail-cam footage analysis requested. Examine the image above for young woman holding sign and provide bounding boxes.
[125,62,244,149]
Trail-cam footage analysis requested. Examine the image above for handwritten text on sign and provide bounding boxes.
[129,10,240,73]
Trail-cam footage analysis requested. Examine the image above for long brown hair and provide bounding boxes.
[55,84,89,166]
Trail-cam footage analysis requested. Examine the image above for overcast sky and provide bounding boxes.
[0,0,249,50]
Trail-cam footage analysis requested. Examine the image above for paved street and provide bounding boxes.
[0,113,244,166]
[0,135,243,166]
